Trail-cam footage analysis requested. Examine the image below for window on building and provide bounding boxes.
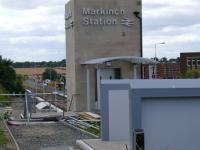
[114,68,121,79]
[192,59,196,65]
[187,59,191,66]
[198,59,200,66]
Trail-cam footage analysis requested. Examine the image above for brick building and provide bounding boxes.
[143,62,180,79]
[156,62,180,79]
[180,52,200,74]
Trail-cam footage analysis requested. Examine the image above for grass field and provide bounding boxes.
[0,126,9,145]
[15,67,66,76]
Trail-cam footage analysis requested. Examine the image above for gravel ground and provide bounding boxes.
[10,97,24,119]
[7,97,96,150]
[8,122,95,150]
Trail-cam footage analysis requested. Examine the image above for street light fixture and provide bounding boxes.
[153,42,165,79]
[155,42,165,60]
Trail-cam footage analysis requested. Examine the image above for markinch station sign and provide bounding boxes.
[82,7,134,27]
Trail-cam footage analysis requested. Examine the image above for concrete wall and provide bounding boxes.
[75,0,142,61]
[65,0,77,110]
[101,79,200,150]
[65,0,142,111]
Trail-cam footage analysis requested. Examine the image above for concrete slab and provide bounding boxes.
[31,111,78,119]
[76,139,129,150]
[41,145,70,150]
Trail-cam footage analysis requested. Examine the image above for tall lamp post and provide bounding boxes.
[133,11,143,79]
[153,42,165,78]
[155,42,165,60]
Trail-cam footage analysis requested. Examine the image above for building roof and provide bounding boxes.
[81,56,158,65]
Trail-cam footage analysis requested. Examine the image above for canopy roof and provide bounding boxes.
[81,56,158,65]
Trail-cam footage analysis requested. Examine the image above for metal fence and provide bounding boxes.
[0,89,67,124]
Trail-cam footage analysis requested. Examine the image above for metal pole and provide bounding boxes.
[133,64,137,79]
[154,42,165,79]
[25,92,29,125]
[63,100,65,118]
[154,44,157,79]
[35,78,38,96]
[54,82,56,102]
[0,92,52,96]
[43,83,45,99]
[63,82,66,118]
[155,44,157,59]
[50,68,52,82]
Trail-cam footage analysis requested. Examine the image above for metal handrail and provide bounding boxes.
[67,116,100,130]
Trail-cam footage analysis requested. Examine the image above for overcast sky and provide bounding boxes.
[0,0,199,62]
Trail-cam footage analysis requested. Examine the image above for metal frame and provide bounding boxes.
[0,90,66,125]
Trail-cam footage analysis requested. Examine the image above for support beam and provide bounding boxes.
[86,66,91,111]
[97,67,101,110]
[133,64,137,79]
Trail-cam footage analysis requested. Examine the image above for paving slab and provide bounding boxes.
[77,139,129,150]
[41,145,70,150]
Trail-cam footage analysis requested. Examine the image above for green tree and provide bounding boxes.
[0,85,10,106]
[42,68,58,81]
[159,57,168,63]
[14,75,24,93]
[182,69,200,79]
[0,56,24,93]
[168,58,178,63]
[60,75,66,83]
[13,59,66,68]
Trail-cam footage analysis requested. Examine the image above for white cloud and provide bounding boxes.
[0,0,67,61]
[142,0,200,59]
[1,48,65,62]
[9,35,65,45]
[0,0,199,61]
[162,24,200,34]
[0,0,68,10]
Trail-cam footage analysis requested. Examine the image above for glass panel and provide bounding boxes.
[192,60,196,65]
[187,59,191,66]
[114,68,121,79]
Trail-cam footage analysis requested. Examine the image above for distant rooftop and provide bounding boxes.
[180,52,200,55]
